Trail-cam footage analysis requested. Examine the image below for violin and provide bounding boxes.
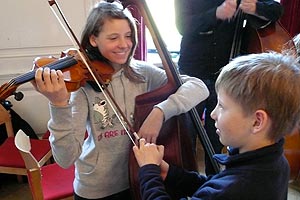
[0,48,114,102]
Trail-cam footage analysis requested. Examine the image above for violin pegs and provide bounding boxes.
[13,91,24,101]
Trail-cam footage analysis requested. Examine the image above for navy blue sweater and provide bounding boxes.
[138,139,289,200]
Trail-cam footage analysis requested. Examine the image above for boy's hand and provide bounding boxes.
[133,138,164,167]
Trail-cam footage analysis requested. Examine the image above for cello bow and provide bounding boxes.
[125,0,220,199]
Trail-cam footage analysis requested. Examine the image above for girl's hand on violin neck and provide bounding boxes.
[34,67,70,106]
[132,138,165,167]
[138,107,164,143]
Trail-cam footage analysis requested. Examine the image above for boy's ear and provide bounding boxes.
[253,110,269,134]
[89,35,97,47]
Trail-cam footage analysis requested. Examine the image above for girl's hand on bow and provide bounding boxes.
[138,107,164,143]
[33,67,70,106]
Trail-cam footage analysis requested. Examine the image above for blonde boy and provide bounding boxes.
[133,52,300,200]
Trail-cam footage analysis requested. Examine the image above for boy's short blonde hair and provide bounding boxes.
[215,52,300,141]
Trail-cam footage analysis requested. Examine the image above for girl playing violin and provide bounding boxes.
[32,1,209,199]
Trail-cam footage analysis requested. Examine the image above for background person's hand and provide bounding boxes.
[216,0,237,20]
[239,0,257,15]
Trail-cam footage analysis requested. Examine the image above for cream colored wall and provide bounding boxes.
[0,0,99,134]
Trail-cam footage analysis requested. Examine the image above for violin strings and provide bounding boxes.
[48,0,138,146]
[1,56,78,101]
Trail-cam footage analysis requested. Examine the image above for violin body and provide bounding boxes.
[59,49,114,85]
[34,56,87,91]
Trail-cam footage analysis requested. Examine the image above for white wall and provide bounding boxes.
[0,0,97,134]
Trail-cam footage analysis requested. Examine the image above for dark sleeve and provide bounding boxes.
[164,164,208,197]
[139,164,171,200]
[139,164,208,199]
[256,0,283,21]
[174,0,219,36]
[245,0,283,29]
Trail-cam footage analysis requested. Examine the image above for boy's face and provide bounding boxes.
[211,89,255,152]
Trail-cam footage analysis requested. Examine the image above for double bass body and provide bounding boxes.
[125,0,216,199]
[240,21,295,54]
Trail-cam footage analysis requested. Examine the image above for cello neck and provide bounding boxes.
[125,0,221,174]
[230,9,246,60]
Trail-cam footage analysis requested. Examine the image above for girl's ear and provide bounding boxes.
[89,35,97,47]
[253,110,269,134]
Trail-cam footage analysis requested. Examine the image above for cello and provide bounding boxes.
[123,0,220,199]
[230,9,300,184]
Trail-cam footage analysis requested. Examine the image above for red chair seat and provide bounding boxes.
[0,137,51,168]
[40,164,75,200]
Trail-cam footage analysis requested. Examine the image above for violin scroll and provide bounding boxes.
[0,83,24,102]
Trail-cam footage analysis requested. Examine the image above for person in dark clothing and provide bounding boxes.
[133,52,300,200]
[174,0,283,175]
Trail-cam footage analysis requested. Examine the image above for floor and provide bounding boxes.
[0,141,300,200]
[0,174,32,200]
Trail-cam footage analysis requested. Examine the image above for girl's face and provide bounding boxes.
[89,18,133,65]
[210,89,255,152]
